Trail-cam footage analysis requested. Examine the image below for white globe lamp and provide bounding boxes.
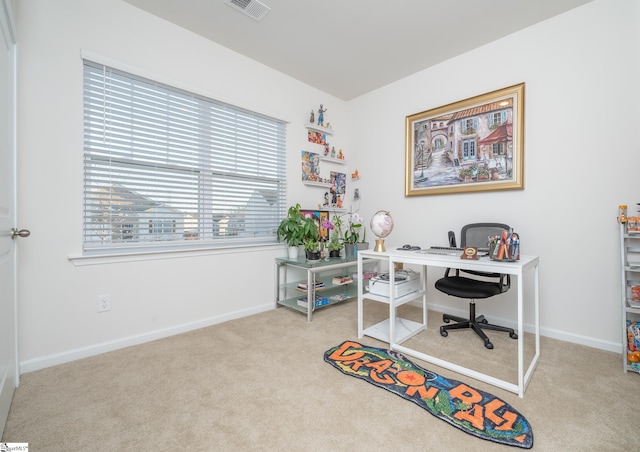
[370,210,394,252]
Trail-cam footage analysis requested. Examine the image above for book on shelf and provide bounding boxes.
[332,275,353,285]
[296,281,325,290]
[330,293,348,302]
[297,296,330,308]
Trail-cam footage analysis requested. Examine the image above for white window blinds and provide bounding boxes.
[83,60,287,253]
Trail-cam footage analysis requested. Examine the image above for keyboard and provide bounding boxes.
[419,246,464,256]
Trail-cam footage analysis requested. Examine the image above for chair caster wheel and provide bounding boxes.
[440,328,448,337]
[480,319,488,324]
[443,318,451,324]
[510,332,518,339]
[485,341,494,349]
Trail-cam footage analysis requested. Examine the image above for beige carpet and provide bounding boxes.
[3,300,639,451]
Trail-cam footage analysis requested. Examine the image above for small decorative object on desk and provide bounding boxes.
[489,230,520,261]
[461,247,478,260]
[370,210,394,252]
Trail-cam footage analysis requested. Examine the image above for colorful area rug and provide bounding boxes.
[324,341,533,449]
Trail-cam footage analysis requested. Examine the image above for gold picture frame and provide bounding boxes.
[405,83,524,196]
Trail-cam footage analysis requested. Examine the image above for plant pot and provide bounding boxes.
[329,249,341,258]
[288,246,299,259]
[305,250,320,261]
[344,244,357,259]
[357,242,369,251]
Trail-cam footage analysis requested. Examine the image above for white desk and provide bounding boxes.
[357,248,540,397]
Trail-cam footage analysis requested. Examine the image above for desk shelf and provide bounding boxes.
[362,317,426,344]
[356,252,427,345]
[363,289,426,306]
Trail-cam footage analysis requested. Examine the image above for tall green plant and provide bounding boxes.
[276,204,305,247]
[302,216,320,251]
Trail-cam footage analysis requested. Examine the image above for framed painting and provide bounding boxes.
[405,83,524,196]
[300,210,330,241]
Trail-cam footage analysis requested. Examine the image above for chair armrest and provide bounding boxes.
[499,274,511,292]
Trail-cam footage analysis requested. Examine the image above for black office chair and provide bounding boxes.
[435,223,517,349]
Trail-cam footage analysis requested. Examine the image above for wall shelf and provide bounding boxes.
[305,123,334,135]
[320,156,346,164]
[302,180,331,188]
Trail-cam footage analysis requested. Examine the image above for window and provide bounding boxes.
[492,142,506,156]
[489,111,507,128]
[83,60,287,253]
[461,139,476,159]
[461,118,478,134]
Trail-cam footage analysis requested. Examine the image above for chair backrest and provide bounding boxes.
[460,223,510,249]
[456,223,511,289]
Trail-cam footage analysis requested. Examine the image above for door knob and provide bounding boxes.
[11,228,31,239]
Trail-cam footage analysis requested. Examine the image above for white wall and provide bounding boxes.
[14,0,638,372]
[350,0,640,351]
[15,0,351,371]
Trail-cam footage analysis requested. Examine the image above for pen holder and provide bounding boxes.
[489,239,519,261]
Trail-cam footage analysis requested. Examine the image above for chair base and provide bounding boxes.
[440,301,517,349]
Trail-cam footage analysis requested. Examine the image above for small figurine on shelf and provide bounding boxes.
[325,122,331,129]
[351,169,359,180]
[354,188,360,200]
[317,104,327,127]
[324,143,330,156]
[322,192,329,207]
[337,149,344,160]
[309,110,315,124]
[336,195,343,208]
[330,184,338,206]
[331,147,336,158]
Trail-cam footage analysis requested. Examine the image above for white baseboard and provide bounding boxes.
[21,300,624,375]
[0,360,17,437]
[20,303,274,374]
[423,301,623,354]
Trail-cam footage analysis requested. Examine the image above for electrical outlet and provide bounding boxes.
[97,294,111,313]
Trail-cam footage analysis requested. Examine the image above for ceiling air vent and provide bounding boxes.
[225,0,271,22]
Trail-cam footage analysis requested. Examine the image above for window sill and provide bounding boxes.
[68,243,283,266]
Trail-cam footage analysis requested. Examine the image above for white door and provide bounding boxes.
[0,0,18,436]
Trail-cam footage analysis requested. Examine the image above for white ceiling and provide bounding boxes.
[123,0,593,100]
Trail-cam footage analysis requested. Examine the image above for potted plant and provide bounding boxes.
[276,203,306,258]
[470,163,478,178]
[477,168,490,181]
[324,213,343,258]
[302,214,321,260]
[343,210,364,258]
[458,167,473,181]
